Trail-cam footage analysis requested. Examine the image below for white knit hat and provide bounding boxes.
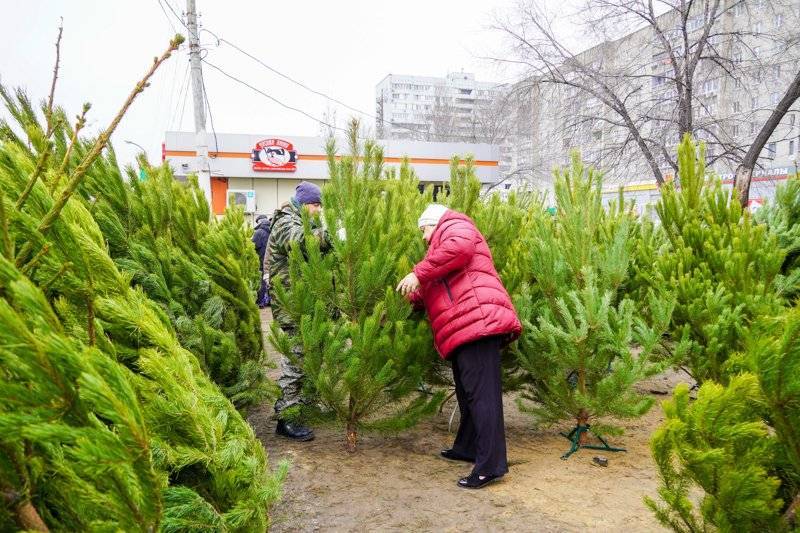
[417,203,448,228]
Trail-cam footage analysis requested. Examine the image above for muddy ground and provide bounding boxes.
[251,309,690,532]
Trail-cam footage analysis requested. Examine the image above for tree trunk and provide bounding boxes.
[2,490,49,532]
[577,409,590,445]
[735,69,800,208]
[346,395,357,453]
[785,492,800,528]
[345,422,357,453]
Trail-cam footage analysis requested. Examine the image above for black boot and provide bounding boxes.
[276,420,315,441]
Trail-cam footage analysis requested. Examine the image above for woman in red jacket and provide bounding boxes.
[397,203,521,489]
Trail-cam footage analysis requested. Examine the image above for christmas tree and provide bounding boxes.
[650,136,785,384]
[81,155,272,410]
[646,304,800,531]
[270,120,442,451]
[0,39,285,530]
[757,172,800,300]
[513,153,674,458]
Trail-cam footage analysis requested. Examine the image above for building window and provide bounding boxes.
[767,142,777,158]
[751,96,759,109]
[772,93,781,105]
[751,122,758,135]
[790,114,796,127]
[732,125,740,137]
[687,15,704,31]
[790,139,796,155]
[701,78,720,94]
[753,21,763,35]
[734,2,744,16]
[733,101,742,112]
[772,65,782,79]
[775,14,783,27]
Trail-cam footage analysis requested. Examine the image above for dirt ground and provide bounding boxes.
[251,309,691,532]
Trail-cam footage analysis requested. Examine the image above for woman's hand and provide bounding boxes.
[396,272,420,296]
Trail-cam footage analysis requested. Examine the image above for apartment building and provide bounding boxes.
[531,0,800,196]
[375,72,536,187]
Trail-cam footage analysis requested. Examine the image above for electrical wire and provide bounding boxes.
[170,61,190,130]
[161,0,188,30]
[158,2,426,138]
[177,69,191,130]
[156,0,178,34]
[202,59,348,133]
[200,73,220,155]
[199,28,431,138]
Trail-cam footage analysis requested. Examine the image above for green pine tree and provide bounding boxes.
[757,172,800,300]
[649,135,785,384]
[513,153,674,456]
[645,376,784,532]
[80,154,273,410]
[1,64,286,530]
[646,303,800,532]
[0,256,164,531]
[270,120,443,452]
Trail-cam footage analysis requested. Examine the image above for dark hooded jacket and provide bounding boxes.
[252,215,271,271]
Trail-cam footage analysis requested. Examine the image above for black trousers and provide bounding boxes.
[450,336,508,477]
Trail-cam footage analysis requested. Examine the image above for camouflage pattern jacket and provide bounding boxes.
[266,200,330,328]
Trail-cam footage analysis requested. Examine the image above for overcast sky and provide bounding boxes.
[1,0,575,167]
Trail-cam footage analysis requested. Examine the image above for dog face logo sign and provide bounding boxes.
[252,139,297,172]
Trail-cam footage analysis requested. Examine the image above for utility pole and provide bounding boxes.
[186,0,213,209]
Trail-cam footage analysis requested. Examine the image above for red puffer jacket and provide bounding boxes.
[410,210,522,359]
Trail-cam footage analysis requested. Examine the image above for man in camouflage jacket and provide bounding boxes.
[266,181,330,441]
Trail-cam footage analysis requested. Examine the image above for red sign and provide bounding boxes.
[252,138,297,172]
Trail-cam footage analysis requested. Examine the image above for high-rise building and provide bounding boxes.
[375,72,535,186]
[375,72,507,141]
[529,1,800,199]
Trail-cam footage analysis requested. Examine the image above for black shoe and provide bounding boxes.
[458,472,503,489]
[440,449,475,463]
[276,420,315,441]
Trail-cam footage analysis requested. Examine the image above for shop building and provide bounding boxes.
[163,131,500,216]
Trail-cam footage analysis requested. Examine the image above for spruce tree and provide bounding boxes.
[513,153,674,458]
[270,120,442,452]
[650,136,785,384]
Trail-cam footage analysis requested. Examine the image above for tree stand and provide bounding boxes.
[559,424,626,460]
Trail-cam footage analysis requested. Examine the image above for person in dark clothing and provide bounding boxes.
[397,204,522,489]
[252,214,271,308]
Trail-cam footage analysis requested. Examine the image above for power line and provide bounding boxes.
[156,0,178,33]
[202,59,348,134]
[200,72,220,155]
[158,4,428,138]
[199,28,431,138]
[177,68,191,130]
[170,61,190,130]
[161,0,187,30]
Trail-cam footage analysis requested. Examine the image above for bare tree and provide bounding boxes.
[734,68,800,205]
[424,86,462,142]
[493,0,800,200]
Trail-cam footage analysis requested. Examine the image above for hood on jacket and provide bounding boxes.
[254,214,271,232]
